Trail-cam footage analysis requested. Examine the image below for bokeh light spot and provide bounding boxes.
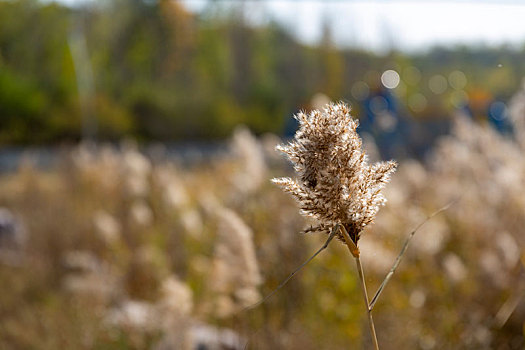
[376,112,397,132]
[408,93,427,112]
[489,101,508,120]
[381,70,400,89]
[351,81,370,101]
[449,70,467,90]
[311,93,331,110]
[450,90,469,108]
[429,75,447,94]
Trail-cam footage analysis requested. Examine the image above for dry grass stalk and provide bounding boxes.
[244,225,339,311]
[273,102,397,349]
[339,224,379,350]
[368,199,458,311]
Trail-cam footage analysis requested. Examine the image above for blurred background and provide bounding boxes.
[1,0,525,349]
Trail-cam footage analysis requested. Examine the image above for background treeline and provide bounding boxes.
[1,0,524,144]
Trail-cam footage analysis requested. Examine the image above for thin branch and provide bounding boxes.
[369,198,459,311]
[243,224,339,311]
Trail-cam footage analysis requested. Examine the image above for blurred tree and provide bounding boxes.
[318,17,344,100]
[0,0,524,144]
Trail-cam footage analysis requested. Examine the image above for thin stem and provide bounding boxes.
[356,256,380,350]
[339,225,379,350]
[494,280,525,328]
[244,224,339,311]
[369,199,458,311]
[339,224,360,258]
[243,225,340,350]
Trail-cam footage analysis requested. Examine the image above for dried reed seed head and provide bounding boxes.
[272,102,397,244]
[210,207,262,317]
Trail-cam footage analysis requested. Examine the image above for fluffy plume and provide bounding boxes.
[230,125,267,195]
[210,207,262,317]
[272,102,396,243]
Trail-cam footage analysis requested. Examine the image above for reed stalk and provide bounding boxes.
[339,225,379,350]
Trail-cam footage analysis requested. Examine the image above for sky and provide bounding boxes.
[57,0,525,52]
[180,0,525,52]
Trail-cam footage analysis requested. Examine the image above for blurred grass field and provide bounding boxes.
[1,1,525,348]
[1,95,525,349]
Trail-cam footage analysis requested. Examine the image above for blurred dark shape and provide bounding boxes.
[189,324,243,350]
[155,323,244,350]
[409,118,451,160]
[360,86,412,160]
[0,207,26,250]
[283,109,300,139]
[458,103,474,119]
[488,100,513,134]
[455,88,514,135]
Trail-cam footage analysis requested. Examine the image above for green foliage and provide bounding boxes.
[1,0,525,144]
